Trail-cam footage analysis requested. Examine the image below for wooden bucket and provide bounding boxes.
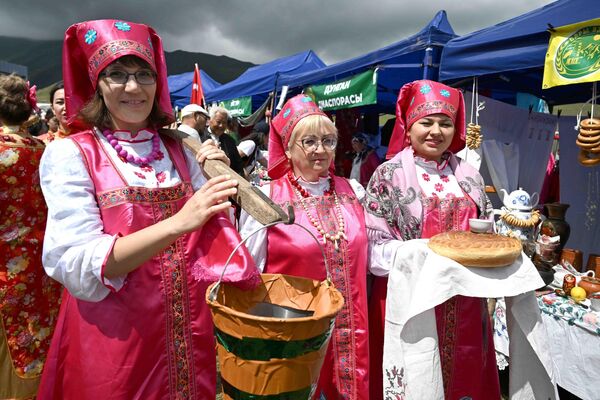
[206,273,344,399]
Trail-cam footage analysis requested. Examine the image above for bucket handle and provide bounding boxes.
[209,206,332,302]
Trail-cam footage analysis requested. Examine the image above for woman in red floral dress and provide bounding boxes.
[0,74,62,399]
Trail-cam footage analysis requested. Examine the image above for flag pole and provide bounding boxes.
[194,63,207,108]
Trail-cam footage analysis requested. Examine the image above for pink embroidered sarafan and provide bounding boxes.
[266,176,370,399]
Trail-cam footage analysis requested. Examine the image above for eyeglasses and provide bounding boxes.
[296,136,338,152]
[100,69,157,85]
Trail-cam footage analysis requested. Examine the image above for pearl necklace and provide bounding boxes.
[288,172,347,250]
[102,129,161,166]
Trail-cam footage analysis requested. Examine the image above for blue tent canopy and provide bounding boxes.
[205,50,326,107]
[168,70,221,109]
[278,11,456,112]
[439,0,600,105]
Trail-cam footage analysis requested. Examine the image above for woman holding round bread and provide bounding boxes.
[37,19,258,399]
[363,80,499,399]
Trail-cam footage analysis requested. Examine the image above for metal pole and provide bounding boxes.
[422,47,434,80]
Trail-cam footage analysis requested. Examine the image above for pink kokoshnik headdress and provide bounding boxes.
[386,80,466,159]
[62,19,174,129]
[267,94,328,180]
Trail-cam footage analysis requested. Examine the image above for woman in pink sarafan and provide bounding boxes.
[239,94,370,399]
[365,80,499,400]
[37,19,258,399]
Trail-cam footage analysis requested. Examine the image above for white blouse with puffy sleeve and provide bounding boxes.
[40,129,206,302]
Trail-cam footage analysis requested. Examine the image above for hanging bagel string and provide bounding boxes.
[577,82,600,167]
[499,209,541,228]
[466,77,483,150]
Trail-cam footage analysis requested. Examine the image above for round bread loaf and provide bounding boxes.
[428,231,522,267]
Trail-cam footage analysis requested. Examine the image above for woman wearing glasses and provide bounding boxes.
[239,95,370,399]
[37,20,257,399]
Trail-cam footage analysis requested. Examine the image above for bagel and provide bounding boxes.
[579,127,600,137]
[578,150,600,166]
[576,139,600,149]
[580,118,600,129]
[577,133,600,144]
[588,144,600,154]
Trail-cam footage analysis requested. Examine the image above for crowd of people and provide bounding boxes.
[0,18,548,400]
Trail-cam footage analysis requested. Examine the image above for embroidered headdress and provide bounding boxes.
[386,80,465,159]
[62,19,174,129]
[267,94,327,180]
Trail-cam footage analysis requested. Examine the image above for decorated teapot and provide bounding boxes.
[494,188,541,243]
[499,188,539,211]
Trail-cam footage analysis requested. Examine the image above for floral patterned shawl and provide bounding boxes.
[364,147,492,243]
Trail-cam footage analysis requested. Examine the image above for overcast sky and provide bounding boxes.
[1,0,553,64]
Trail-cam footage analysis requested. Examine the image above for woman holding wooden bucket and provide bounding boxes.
[37,19,258,399]
[239,94,370,399]
[364,80,499,399]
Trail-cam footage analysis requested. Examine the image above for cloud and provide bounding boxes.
[0,0,552,64]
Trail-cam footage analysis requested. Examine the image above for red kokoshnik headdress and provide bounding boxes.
[386,80,466,159]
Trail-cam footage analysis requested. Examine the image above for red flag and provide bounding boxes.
[191,63,205,107]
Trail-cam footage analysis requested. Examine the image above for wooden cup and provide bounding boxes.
[560,248,584,271]
[585,253,600,277]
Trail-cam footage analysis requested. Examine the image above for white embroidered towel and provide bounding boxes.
[383,239,557,399]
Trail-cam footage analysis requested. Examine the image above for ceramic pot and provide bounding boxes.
[578,276,600,297]
[540,203,571,252]
[537,268,555,287]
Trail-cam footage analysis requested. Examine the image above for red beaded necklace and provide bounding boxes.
[287,170,334,198]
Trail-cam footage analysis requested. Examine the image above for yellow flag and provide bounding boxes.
[543,18,600,89]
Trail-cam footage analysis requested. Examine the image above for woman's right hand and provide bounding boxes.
[170,174,238,234]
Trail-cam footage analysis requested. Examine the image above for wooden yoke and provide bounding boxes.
[160,129,290,225]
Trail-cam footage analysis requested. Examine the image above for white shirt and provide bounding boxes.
[350,156,362,181]
[238,176,365,272]
[414,155,464,199]
[177,123,201,141]
[40,128,207,302]
[205,127,220,147]
[237,140,256,157]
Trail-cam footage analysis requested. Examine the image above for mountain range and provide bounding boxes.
[0,36,255,98]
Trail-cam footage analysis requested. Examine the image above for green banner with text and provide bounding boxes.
[306,70,377,111]
[219,96,252,117]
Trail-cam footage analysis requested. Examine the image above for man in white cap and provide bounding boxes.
[177,104,209,141]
